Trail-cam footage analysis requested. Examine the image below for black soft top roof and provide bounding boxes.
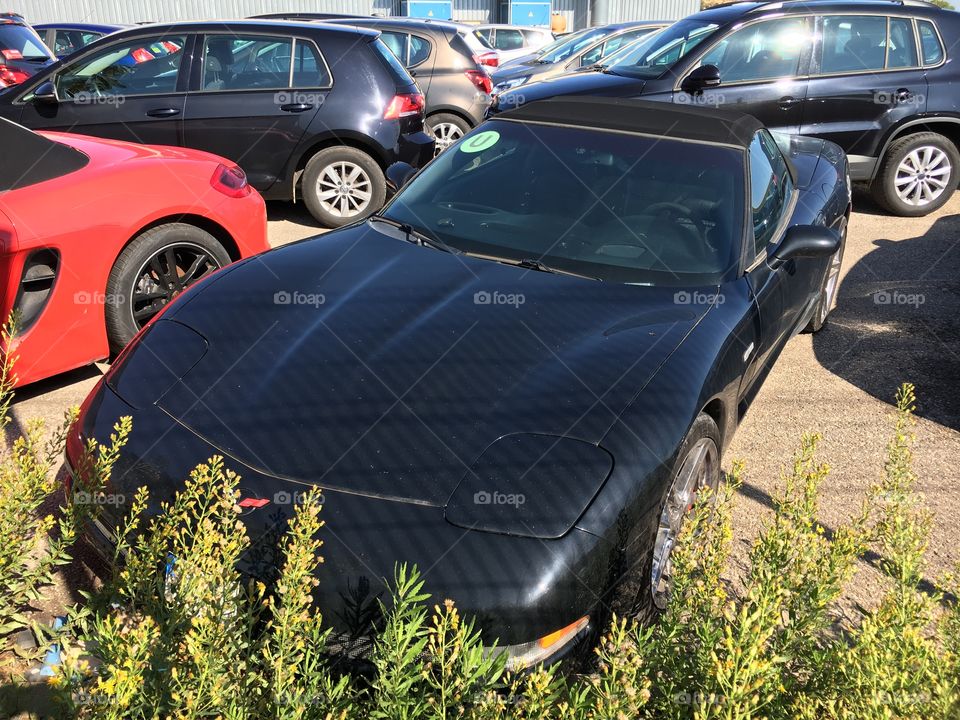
[0,118,89,193]
[495,97,763,149]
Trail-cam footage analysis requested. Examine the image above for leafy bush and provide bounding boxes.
[2,347,958,720]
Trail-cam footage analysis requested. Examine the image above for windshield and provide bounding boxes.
[0,23,53,61]
[609,19,719,78]
[535,28,589,57]
[538,26,609,63]
[382,121,744,285]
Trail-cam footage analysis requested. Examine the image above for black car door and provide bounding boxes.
[800,14,929,176]
[181,32,327,192]
[741,130,816,392]
[15,31,190,147]
[673,16,814,135]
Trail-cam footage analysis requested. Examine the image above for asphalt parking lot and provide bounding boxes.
[8,191,960,613]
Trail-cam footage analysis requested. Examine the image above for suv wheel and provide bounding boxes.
[302,147,386,228]
[426,113,470,155]
[872,131,960,216]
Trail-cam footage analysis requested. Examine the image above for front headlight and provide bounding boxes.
[487,615,590,670]
[444,434,613,539]
[494,76,529,94]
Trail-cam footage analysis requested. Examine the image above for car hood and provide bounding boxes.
[41,130,226,168]
[494,71,644,112]
[155,224,710,506]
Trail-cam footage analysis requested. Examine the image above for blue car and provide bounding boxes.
[33,22,126,59]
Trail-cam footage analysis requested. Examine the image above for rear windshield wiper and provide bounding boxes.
[368,215,460,255]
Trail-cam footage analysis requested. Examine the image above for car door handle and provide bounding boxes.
[145,107,180,118]
[777,96,801,110]
[280,103,314,113]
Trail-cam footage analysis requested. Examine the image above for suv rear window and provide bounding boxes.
[371,37,413,85]
[917,20,943,65]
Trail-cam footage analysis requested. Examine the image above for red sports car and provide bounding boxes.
[0,118,269,387]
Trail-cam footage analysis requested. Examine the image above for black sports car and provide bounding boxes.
[67,98,850,669]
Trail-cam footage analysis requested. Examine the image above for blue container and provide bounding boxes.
[500,0,551,26]
[401,0,453,19]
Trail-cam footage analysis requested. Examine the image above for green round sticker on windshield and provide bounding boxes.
[460,130,500,153]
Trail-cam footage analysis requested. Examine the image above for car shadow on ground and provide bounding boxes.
[812,213,960,432]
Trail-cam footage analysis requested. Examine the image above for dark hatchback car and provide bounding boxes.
[0,20,434,227]
[33,22,126,59]
[0,14,55,88]
[69,98,849,668]
[327,17,495,153]
[490,21,665,95]
[491,0,960,216]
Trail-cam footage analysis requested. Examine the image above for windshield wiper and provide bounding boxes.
[368,215,460,255]
[470,254,599,280]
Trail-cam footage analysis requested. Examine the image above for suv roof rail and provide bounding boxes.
[743,0,940,11]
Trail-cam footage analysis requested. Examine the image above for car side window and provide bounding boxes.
[749,131,794,256]
[698,17,810,83]
[55,34,186,99]
[887,17,918,69]
[820,16,888,73]
[409,34,431,66]
[917,20,944,65]
[292,39,331,87]
[494,29,525,51]
[202,35,293,91]
[380,31,408,64]
[54,30,101,56]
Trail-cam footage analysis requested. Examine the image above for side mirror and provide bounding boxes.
[768,225,840,269]
[681,64,721,93]
[32,80,58,104]
[385,162,417,194]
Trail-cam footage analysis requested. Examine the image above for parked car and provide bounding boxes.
[0,20,434,227]
[491,21,665,93]
[33,22,126,59]
[492,0,960,217]
[0,117,268,387]
[67,97,849,668]
[327,17,494,153]
[497,26,591,68]
[472,23,554,65]
[0,13,55,88]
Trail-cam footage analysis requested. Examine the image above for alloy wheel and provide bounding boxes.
[430,122,465,155]
[895,146,952,207]
[130,242,222,328]
[316,161,373,218]
[650,437,720,610]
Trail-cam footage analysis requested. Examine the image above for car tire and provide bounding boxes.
[105,223,231,355]
[301,147,386,228]
[804,220,846,333]
[871,131,960,216]
[426,112,471,155]
[638,413,721,621]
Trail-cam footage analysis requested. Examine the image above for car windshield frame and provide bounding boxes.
[607,19,720,79]
[379,119,747,286]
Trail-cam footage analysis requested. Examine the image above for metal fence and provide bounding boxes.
[9,0,698,28]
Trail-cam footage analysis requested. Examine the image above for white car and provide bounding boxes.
[473,24,554,66]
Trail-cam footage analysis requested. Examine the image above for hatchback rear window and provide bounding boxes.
[371,37,414,85]
[0,23,53,60]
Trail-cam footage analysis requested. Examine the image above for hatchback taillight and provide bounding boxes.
[0,64,28,88]
[465,70,493,95]
[383,92,425,120]
[210,163,252,198]
[474,51,499,68]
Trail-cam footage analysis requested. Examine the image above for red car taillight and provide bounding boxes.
[465,70,493,95]
[474,51,499,68]
[0,64,28,88]
[383,92,425,120]
[210,163,252,198]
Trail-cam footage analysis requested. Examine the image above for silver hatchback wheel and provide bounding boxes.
[317,161,373,218]
[431,122,465,154]
[651,437,720,610]
[895,146,952,207]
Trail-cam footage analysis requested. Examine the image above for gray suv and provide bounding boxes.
[329,18,493,153]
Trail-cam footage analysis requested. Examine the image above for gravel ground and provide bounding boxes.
[6,191,960,626]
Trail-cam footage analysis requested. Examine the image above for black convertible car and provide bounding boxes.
[67,98,850,668]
